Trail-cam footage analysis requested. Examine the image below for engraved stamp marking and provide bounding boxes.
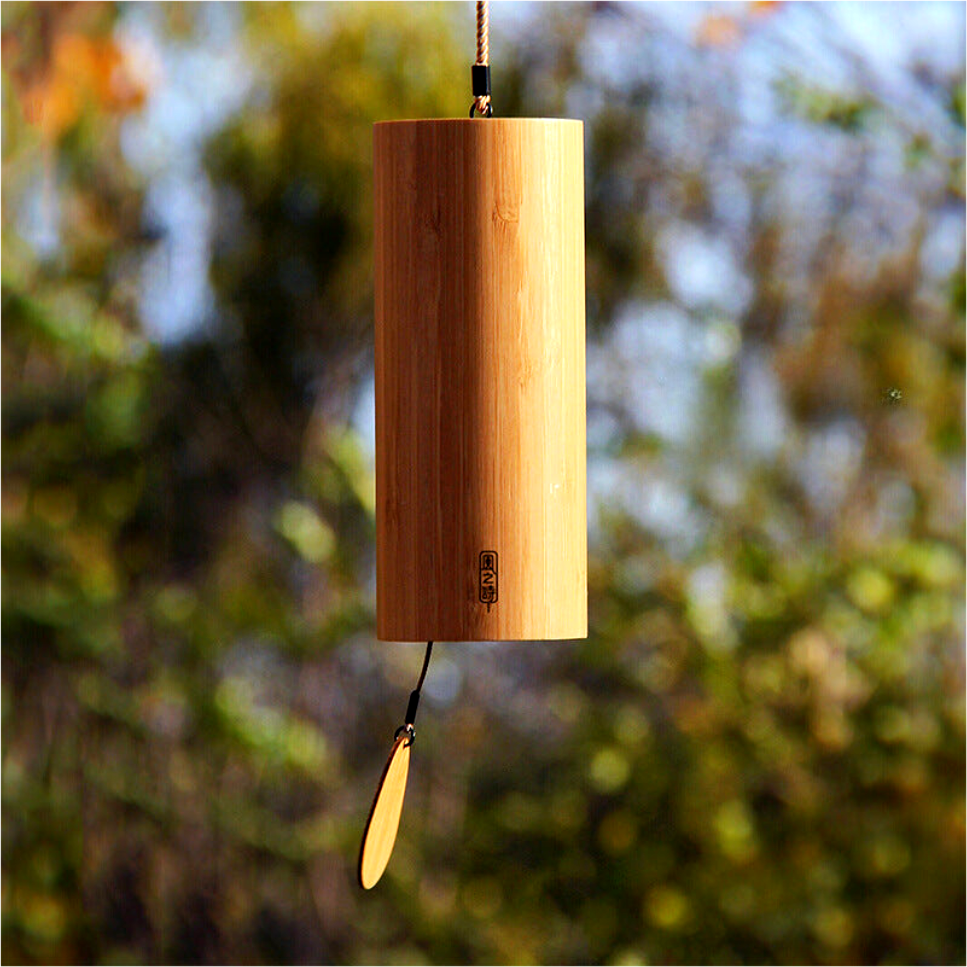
[479,551,498,611]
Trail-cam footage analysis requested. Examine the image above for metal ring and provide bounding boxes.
[469,101,493,118]
[394,723,416,746]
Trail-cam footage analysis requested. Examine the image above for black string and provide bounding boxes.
[402,641,433,730]
[415,641,433,693]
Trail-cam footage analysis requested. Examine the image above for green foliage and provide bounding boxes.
[775,74,875,133]
[204,2,466,419]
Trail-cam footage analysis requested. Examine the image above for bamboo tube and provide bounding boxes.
[374,118,586,641]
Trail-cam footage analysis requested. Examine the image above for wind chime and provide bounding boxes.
[359,1,587,889]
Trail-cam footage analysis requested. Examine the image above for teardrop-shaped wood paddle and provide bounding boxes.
[358,733,411,889]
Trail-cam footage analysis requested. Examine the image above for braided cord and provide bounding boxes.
[472,1,492,117]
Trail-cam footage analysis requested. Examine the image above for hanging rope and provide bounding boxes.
[470,0,493,117]
[475,0,489,67]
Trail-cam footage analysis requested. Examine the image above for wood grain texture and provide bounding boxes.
[374,118,587,642]
[358,735,411,889]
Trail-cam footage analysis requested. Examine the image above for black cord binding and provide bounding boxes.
[395,641,433,745]
[472,64,491,100]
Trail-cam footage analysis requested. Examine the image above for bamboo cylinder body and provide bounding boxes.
[374,119,586,642]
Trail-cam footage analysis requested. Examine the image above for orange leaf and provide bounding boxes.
[16,31,150,141]
[695,13,743,48]
[22,76,80,142]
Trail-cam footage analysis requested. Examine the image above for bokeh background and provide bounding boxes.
[2,2,965,964]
